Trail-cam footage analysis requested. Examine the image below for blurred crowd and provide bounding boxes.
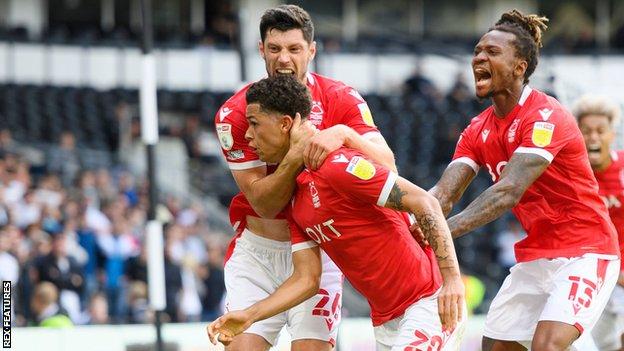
[0,129,227,327]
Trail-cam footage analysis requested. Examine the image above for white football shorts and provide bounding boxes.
[483,254,619,348]
[374,289,466,351]
[223,229,343,346]
[591,283,624,350]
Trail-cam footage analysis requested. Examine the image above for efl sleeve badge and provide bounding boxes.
[531,122,555,147]
[216,123,234,150]
[346,156,376,180]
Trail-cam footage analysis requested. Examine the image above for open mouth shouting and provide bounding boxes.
[474,67,492,91]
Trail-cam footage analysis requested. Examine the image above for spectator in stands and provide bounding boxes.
[495,217,525,273]
[201,241,225,321]
[163,226,183,322]
[403,62,438,98]
[34,232,84,323]
[47,131,82,187]
[97,217,137,322]
[30,282,73,328]
[0,129,21,156]
[81,292,110,325]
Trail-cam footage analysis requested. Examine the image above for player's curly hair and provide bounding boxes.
[260,5,314,43]
[572,94,622,127]
[490,9,549,84]
[246,75,312,119]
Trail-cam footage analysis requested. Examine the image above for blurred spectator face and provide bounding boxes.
[259,28,316,85]
[51,233,68,257]
[31,282,58,317]
[88,294,109,324]
[60,132,76,149]
[0,129,12,146]
[118,172,134,190]
[578,114,614,169]
[79,171,96,188]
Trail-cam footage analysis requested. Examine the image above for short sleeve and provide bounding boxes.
[450,124,480,174]
[215,103,267,170]
[329,86,380,139]
[288,219,318,252]
[323,152,398,206]
[514,108,573,163]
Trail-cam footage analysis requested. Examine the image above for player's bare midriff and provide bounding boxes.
[246,216,291,241]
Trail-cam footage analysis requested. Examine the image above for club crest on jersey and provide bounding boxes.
[508,118,520,143]
[531,122,555,147]
[346,156,375,180]
[310,101,324,126]
[216,123,233,150]
[358,102,375,127]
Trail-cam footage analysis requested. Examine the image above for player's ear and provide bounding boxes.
[514,59,527,79]
[280,114,294,133]
[309,41,317,60]
[258,40,265,59]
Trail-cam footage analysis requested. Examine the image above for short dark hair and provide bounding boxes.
[246,75,312,119]
[489,9,549,84]
[259,5,314,43]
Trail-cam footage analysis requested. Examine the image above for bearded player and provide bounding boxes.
[428,10,620,351]
[574,94,624,351]
[213,5,394,351]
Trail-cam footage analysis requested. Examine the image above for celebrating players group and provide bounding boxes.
[207,5,624,351]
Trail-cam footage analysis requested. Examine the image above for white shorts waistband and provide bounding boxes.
[238,228,292,252]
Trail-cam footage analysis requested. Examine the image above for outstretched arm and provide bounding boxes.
[384,176,464,331]
[447,153,549,238]
[207,246,322,345]
[429,162,477,217]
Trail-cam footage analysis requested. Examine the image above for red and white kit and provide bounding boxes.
[591,150,624,350]
[289,147,465,350]
[216,72,380,345]
[452,86,620,344]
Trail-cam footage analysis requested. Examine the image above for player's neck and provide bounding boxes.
[491,82,525,118]
[593,155,613,172]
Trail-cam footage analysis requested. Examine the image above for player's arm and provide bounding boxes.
[207,246,322,345]
[304,125,396,171]
[447,153,549,238]
[383,176,464,331]
[231,115,314,218]
[429,162,477,217]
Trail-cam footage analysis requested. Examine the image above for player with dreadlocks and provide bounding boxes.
[428,9,620,351]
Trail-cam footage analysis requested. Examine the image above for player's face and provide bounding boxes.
[472,30,526,99]
[259,29,316,85]
[245,103,291,163]
[579,114,614,169]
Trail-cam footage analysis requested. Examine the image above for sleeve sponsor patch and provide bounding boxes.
[531,122,554,147]
[346,156,376,180]
[226,150,244,160]
[216,123,233,150]
[358,102,375,127]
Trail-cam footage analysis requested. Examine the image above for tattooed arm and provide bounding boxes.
[447,153,549,238]
[384,176,464,330]
[429,162,477,217]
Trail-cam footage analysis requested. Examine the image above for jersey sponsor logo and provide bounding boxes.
[310,101,324,126]
[349,89,365,102]
[358,102,375,127]
[481,129,490,142]
[216,123,234,150]
[531,122,555,147]
[508,118,520,143]
[346,156,376,180]
[309,181,321,208]
[331,154,349,163]
[226,150,244,160]
[305,219,342,244]
[219,106,233,121]
[539,108,553,121]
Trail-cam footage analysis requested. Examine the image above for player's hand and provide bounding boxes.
[437,273,465,333]
[206,310,254,346]
[289,113,317,160]
[303,124,349,170]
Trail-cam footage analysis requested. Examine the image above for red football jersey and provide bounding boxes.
[452,86,618,262]
[594,150,624,269]
[216,73,380,262]
[289,148,442,326]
